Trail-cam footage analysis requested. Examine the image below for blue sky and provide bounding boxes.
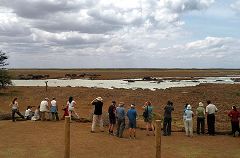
[0,0,240,68]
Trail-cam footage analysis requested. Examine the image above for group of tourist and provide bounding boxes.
[91,98,155,139]
[9,97,240,138]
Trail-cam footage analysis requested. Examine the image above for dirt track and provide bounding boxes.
[0,121,239,158]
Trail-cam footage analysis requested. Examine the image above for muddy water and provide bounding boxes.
[11,77,240,91]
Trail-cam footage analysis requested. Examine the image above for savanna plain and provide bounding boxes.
[0,69,240,158]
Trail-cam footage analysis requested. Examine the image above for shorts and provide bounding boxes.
[109,116,116,124]
[129,120,136,129]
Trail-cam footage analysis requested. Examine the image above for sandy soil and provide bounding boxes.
[0,121,239,158]
[1,83,240,131]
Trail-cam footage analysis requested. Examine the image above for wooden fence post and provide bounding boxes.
[64,116,70,158]
[155,120,161,158]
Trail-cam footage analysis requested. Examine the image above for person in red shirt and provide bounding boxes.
[228,106,240,137]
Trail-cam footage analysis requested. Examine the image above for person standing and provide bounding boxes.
[50,97,59,121]
[108,101,117,135]
[183,103,188,132]
[10,97,25,122]
[206,100,218,135]
[91,97,104,133]
[116,102,125,138]
[143,101,155,136]
[40,98,49,121]
[196,102,205,134]
[127,104,137,139]
[184,104,194,137]
[228,106,240,137]
[67,96,79,120]
[163,101,174,136]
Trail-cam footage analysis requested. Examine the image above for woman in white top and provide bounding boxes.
[67,96,79,120]
[50,97,59,121]
[10,97,25,122]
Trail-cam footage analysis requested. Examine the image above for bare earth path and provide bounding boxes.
[0,121,239,158]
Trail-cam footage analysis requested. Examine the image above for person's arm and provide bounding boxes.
[206,106,208,114]
[215,106,218,112]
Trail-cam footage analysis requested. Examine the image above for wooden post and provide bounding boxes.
[45,81,48,92]
[64,116,70,158]
[155,120,161,158]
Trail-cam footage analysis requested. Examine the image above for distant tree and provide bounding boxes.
[0,50,12,88]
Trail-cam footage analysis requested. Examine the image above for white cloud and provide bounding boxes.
[2,0,239,68]
[231,0,240,13]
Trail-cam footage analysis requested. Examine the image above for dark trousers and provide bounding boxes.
[197,117,205,134]
[163,117,172,135]
[116,119,125,138]
[207,114,215,135]
[231,121,240,136]
[51,112,59,121]
[12,109,25,122]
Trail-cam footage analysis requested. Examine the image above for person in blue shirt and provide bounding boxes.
[127,104,137,139]
[116,102,125,138]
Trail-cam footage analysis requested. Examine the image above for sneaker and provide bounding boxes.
[90,131,95,133]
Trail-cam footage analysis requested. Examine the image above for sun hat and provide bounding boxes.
[199,102,204,107]
[119,102,124,107]
[187,104,191,110]
[96,97,103,101]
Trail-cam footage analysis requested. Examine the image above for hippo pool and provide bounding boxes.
[11,76,240,91]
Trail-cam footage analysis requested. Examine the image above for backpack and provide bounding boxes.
[143,106,149,118]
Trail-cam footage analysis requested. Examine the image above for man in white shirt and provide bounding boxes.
[40,98,49,121]
[206,100,218,135]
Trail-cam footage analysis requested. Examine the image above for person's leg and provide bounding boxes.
[119,119,125,138]
[12,109,16,122]
[197,117,200,134]
[51,112,55,121]
[163,117,167,136]
[116,119,120,137]
[55,112,59,121]
[184,120,188,135]
[133,128,136,138]
[189,120,193,137]
[16,110,25,119]
[91,114,97,132]
[168,118,172,135]
[151,123,155,136]
[207,115,211,134]
[201,118,205,134]
[186,120,189,136]
[128,127,132,138]
[99,115,104,132]
[212,114,215,135]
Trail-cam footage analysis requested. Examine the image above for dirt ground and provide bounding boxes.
[0,121,239,158]
[1,69,240,158]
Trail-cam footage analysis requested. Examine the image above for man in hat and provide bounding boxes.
[91,97,104,133]
[196,102,205,134]
[116,102,125,138]
[40,98,49,121]
[127,104,137,139]
[108,101,117,135]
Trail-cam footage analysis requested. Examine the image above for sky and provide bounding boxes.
[0,0,240,68]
